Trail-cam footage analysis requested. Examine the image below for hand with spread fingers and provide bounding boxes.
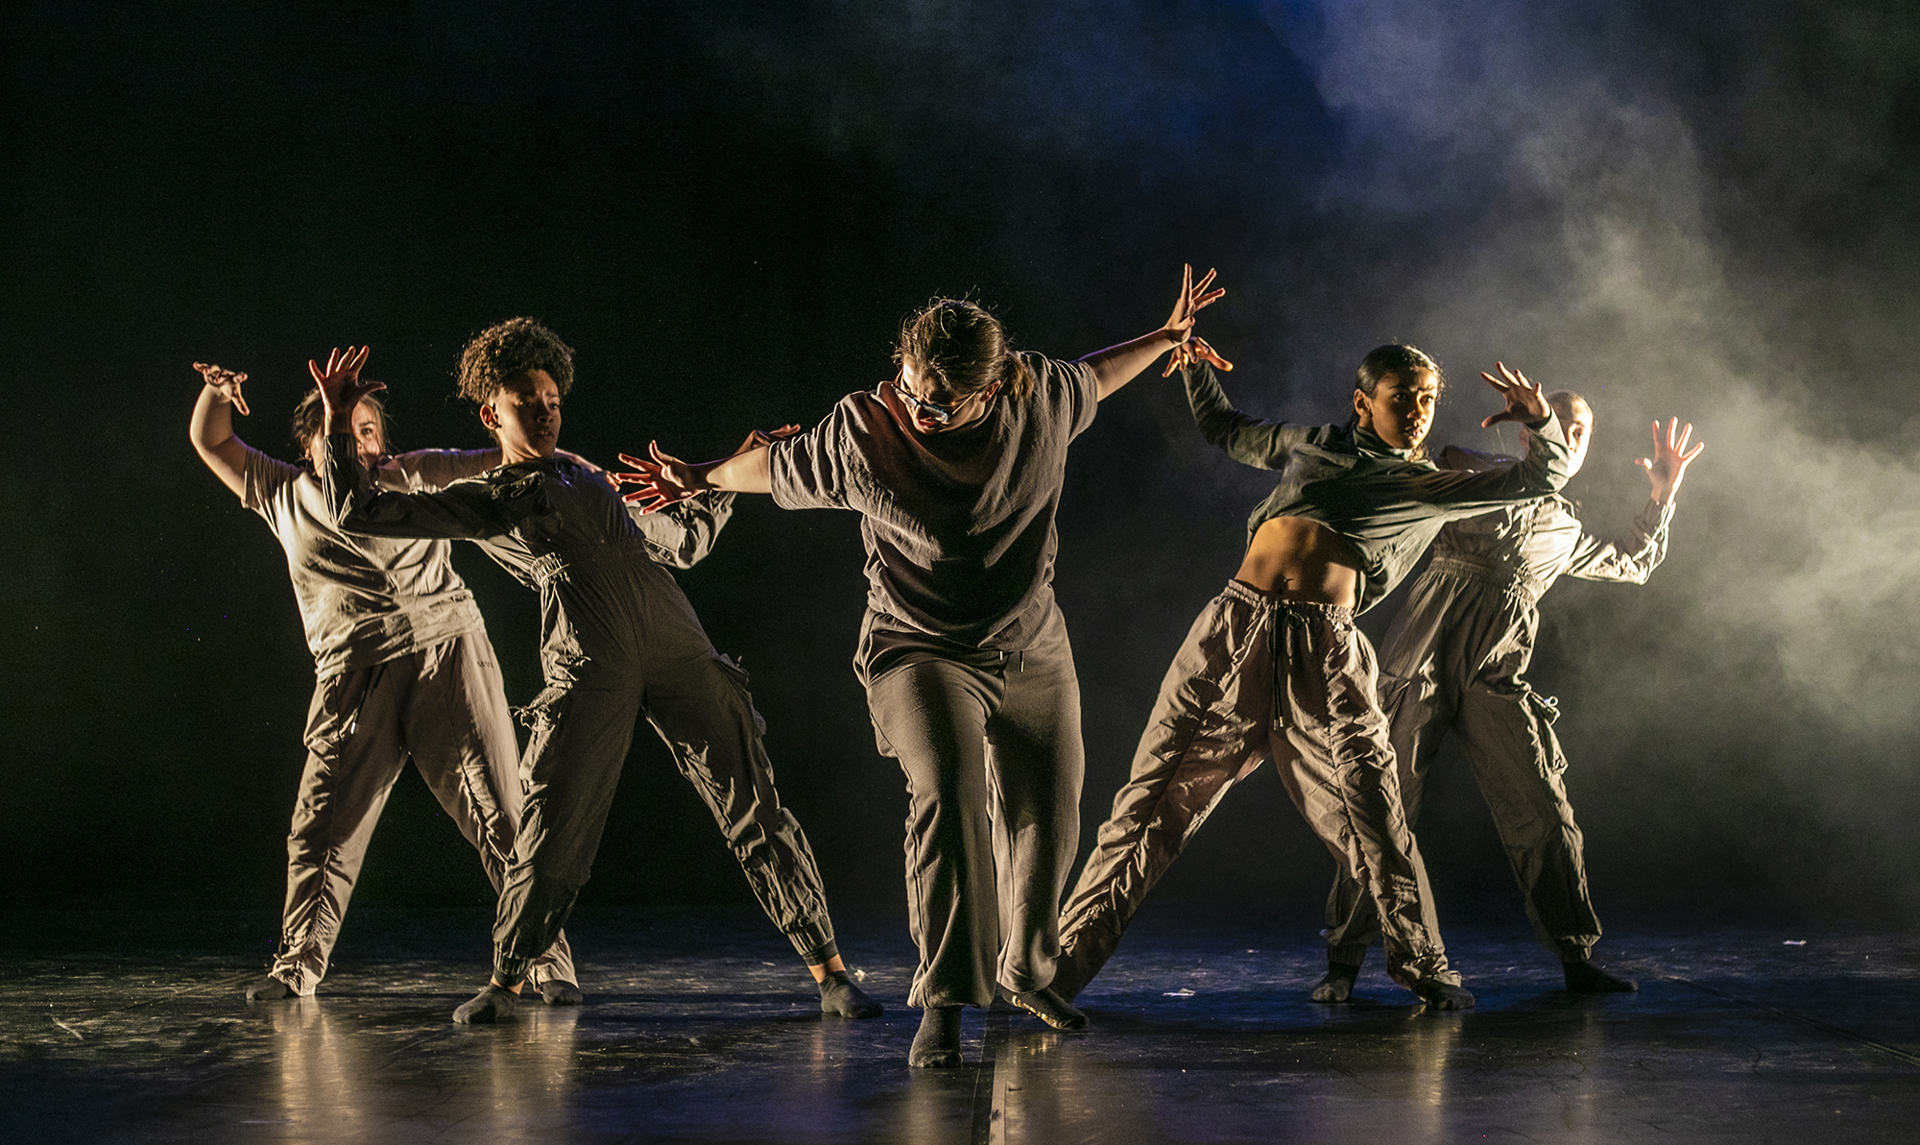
[1478,361,1551,428]
[615,443,708,513]
[1163,263,1225,346]
[615,424,801,512]
[194,362,252,416]
[1161,336,1235,377]
[1636,417,1706,505]
[306,345,385,431]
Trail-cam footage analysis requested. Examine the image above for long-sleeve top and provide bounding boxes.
[1183,363,1573,614]
[1422,446,1674,604]
[243,444,498,678]
[768,352,1100,651]
[320,433,733,678]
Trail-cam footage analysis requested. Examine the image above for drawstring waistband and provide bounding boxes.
[1221,581,1354,731]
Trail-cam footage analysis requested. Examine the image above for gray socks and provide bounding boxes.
[909,1006,964,1068]
[453,985,520,1024]
[818,971,883,1018]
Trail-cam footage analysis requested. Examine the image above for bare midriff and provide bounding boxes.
[1234,516,1363,607]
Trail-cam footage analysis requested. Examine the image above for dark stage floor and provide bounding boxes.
[3,906,1916,1143]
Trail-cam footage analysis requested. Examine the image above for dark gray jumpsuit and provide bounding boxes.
[322,437,842,985]
[1054,363,1572,997]
[1322,446,1674,965]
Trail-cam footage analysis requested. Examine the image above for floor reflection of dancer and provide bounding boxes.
[188,359,578,1003]
[1054,343,1577,1010]
[617,267,1224,1066]
[312,323,880,1025]
[1314,397,1703,1001]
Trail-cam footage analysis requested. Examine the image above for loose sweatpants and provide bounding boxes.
[864,605,1084,1009]
[1055,582,1457,998]
[272,632,576,995]
[488,583,838,984]
[1323,570,1601,963]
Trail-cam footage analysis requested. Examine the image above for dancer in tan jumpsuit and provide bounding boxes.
[188,361,577,1002]
[1315,395,1704,1000]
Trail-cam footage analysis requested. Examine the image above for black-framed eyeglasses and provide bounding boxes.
[888,379,965,425]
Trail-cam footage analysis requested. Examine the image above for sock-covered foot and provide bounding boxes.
[1310,961,1361,1003]
[1004,985,1089,1031]
[1412,978,1475,1010]
[453,985,519,1025]
[909,1006,964,1068]
[537,979,584,1006]
[244,975,293,1002]
[1564,959,1638,993]
[818,970,883,1018]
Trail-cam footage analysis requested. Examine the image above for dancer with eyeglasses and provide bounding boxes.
[616,267,1224,1066]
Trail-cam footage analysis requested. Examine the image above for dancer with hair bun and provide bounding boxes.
[619,266,1224,1066]
[1054,343,1577,1011]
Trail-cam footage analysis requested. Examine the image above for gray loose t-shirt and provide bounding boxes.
[243,445,494,678]
[768,352,1099,651]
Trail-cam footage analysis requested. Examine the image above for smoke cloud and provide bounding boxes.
[692,0,1920,916]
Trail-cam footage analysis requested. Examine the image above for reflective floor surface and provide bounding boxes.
[3,906,1916,1143]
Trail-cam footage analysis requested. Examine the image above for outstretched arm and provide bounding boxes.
[1183,360,1312,470]
[1421,363,1571,510]
[188,362,252,498]
[613,425,798,513]
[1564,417,1703,584]
[1077,264,1225,400]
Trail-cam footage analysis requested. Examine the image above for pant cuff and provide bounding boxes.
[796,936,839,967]
[492,950,532,986]
[1327,942,1370,968]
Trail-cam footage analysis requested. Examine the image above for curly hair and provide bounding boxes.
[894,299,1035,401]
[455,317,575,405]
[291,389,387,461]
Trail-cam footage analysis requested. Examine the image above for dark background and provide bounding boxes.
[5,1,1919,941]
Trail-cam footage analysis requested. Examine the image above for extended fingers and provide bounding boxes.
[1191,337,1233,371]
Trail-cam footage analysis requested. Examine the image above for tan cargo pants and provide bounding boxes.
[1322,567,1602,963]
[1055,581,1456,997]
[272,632,576,995]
